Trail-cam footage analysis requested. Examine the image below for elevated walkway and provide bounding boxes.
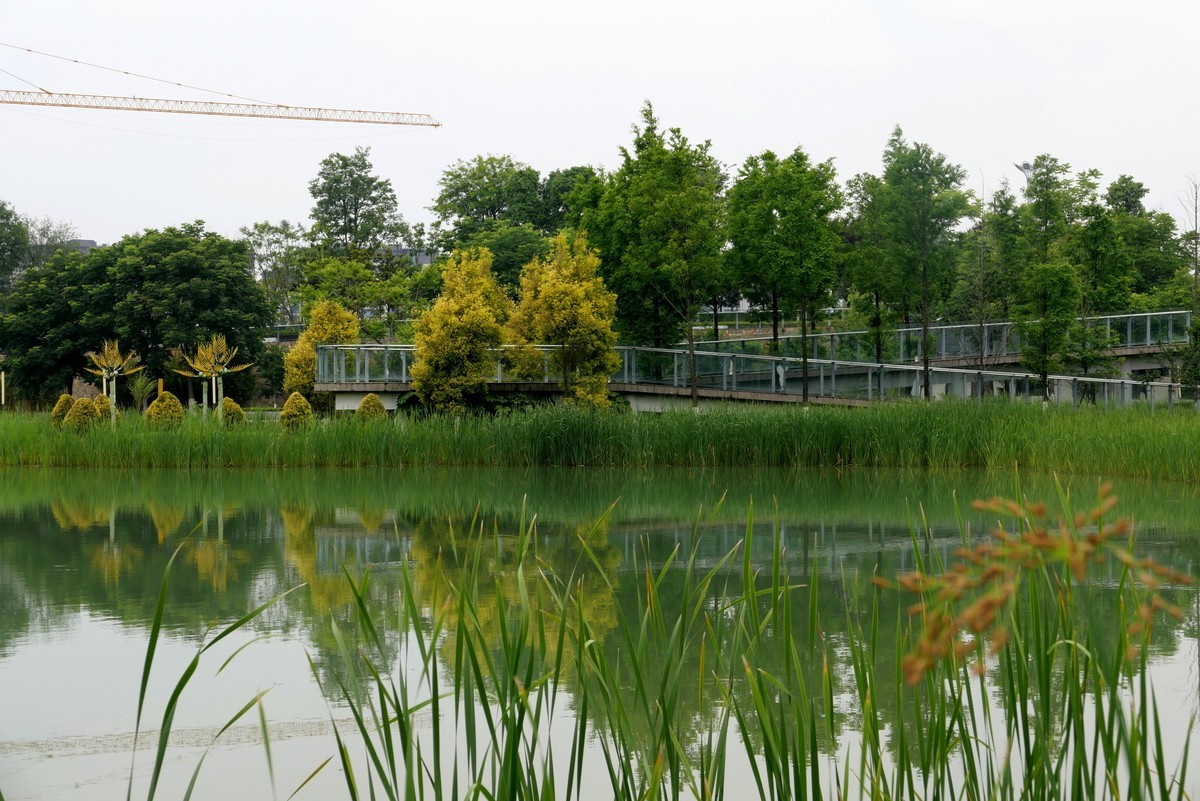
[315,338,1186,410]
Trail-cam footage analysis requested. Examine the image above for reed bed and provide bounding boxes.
[131,487,1195,800]
[4,400,1200,479]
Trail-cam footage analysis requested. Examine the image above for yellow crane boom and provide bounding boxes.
[0,90,441,126]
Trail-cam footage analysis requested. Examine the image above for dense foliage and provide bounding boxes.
[3,105,1197,410]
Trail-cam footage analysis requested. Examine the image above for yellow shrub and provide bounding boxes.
[280,392,313,430]
[355,393,388,421]
[221,397,247,425]
[50,394,74,429]
[63,397,101,432]
[145,391,185,427]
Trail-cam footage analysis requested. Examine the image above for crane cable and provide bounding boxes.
[0,41,285,107]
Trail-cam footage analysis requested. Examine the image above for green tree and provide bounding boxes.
[309,147,406,255]
[877,127,972,398]
[19,213,77,275]
[460,222,549,289]
[85,222,271,392]
[727,148,842,400]
[584,102,725,406]
[242,220,307,326]
[1017,261,1081,399]
[841,172,899,362]
[536,166,600,232]
[0,200,30,301]
[0,250,94,402]
[507,232,620,407]
[1020,154,1099,263]
[1179,320,1200,406]
[412,249,512,413]
[433,155,543,244]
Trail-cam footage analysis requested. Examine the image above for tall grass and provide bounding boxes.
[282,486,1192,799]
[7,400,1200,478]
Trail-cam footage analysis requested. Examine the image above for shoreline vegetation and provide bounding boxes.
[127,487,1195,800]
[2,401,1200,479]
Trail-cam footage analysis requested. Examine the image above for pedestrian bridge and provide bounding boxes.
[694,309,1192,370]
[315,308,1193,411]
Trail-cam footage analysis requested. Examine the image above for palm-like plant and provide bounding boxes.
[175,335,252,421]
[85,340,144,424]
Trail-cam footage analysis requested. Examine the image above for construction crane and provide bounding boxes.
[0,89,440,127]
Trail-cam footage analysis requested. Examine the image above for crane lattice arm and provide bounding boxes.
[0,90,440,126]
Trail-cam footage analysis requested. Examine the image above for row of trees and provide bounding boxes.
[247,104,1199,399]
[4,102,1200,407]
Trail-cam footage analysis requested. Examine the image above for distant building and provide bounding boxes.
[64,239,101,255]
[383,245,436,266]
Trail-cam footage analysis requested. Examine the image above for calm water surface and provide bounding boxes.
[1,468,1198,800]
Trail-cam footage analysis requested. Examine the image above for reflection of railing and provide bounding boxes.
[317,344,1186,408]
[693,310,1193,364]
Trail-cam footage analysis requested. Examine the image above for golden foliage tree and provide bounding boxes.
[84,340,144,424]
[175,334,251,422]
[412,249,512,413]
[283,300,361,402]
[507,232,620,407]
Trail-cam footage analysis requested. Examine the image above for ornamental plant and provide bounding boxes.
[50,394,73,429]
[92,393,118,421]
[221,397,247,425]
[85,340,144,425]
[145,391,185,427]
[62,396,101,432]
[176,334,252,422]
[355,393,388,421]
[280,391,313,430]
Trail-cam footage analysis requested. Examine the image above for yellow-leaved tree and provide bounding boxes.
[507,232,619,407]
[283,300,361,407]
[412,248,511,413]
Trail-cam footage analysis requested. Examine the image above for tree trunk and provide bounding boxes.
[687,323,699,408]
[771,289,780,353]
[801,303,810,403]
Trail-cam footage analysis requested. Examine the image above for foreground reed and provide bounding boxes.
[5,400,1200,479]
[130,486,1196,799]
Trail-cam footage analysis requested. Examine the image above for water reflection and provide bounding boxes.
[0,467,1197,797]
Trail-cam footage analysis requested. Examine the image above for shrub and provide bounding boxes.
[280,392,313,430]
[145,391,185,427]
[221,397,247,425]
[62,396,101,432]
[355,393,388,421]
[50,394,74,429]
[92,393,118,421]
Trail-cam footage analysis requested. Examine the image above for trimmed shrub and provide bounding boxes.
[145,391,185,427]
[92,393,119,421]
[280,392,313,430]
[50,394,74,429]
[355,393,388,421]
[62,397,101,432]
[221,397,247,425]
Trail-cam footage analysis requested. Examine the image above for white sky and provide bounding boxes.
[3,0,1199,245]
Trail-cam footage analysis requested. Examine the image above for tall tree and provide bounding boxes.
[1017,261,1081,400]
[584,102,725,405]
[507,232,620,407]
[0,250,95,402]
[85,222,272,385]
[728,148,842,400]
[0,200,29,302]
[242,220,307,325]
[433,155,543,244]
[841,173,898,363]
[309,147,405,255]
[877,127,972,398]
[19,213,77,274]
[412,248,512,413]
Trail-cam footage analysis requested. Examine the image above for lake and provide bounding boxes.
[1,468,1197,799]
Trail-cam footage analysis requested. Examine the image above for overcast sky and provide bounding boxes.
[3,0,1199,245]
